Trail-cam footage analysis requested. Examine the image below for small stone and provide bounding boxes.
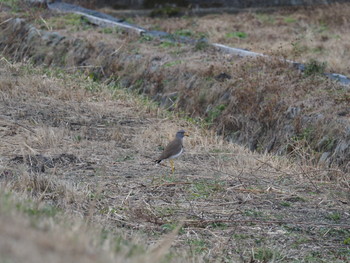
[285,106,301,119]
[319,152,330,163]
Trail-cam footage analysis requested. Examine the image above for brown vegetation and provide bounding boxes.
[130,3,350,76]
[1,3,349,170]
[0,55,349,263]
[0,2,349,261]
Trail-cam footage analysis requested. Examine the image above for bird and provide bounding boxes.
[155,130,189,174]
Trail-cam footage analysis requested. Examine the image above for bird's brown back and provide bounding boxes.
[157,137,183,161]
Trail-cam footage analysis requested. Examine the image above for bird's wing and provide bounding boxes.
[157,138,182,161]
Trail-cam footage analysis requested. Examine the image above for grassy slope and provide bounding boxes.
[1,2,350,170]
[130,3,350,76]
[0,55,349,263]
[0,2,349,262]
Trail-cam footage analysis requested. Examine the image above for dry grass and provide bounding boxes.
[0,56,349,262]
[128,3,350,75]
[1,3,349,172]
[0,190,112,263]
[6,5,346,170]
[0,3,349,261]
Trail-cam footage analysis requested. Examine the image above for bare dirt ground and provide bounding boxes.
[0,58,349,262]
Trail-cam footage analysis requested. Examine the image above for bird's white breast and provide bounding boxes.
[169,147,183,159]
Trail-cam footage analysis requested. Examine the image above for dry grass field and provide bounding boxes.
[0,1,350,262]
[0,58,349,262]
[130,3,350,76]
[2,2,348,170]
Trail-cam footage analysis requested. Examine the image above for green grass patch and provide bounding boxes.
[286,196,306,202]
[205,104,227,125]
[115,155,134,162]
[255,13,276,24]
[325,212,341,222]
[16,201,59,218]
[160,40,177,48]
[139,35,154,42]
[161,223,177,232]
[283,16,297,23]
[1,191,60,220]
[100,27,114,34]
[280,201,291,207]
[253,247,279,262]
[1,0,21,11]
[174,29,193,37]
[161,223,185,234]
[39,14,92,31]
[315,24,329,33]
[233,233,250,240]
[112,235,145,256]
[244,209,264,218]
[174,29,208,40]
[291,126,315,143]
[85,78,102,92]
[225,31,248,39]
[210,222,228,230]
[311,46,325,54]
[188,239,208,254]
[155,206,175,217]
[343,236,350,245]
[292,237,311,249]
[209,148,230,153]
[189,180,225,199]
[291,39,309,56]
[163,60,182,68]
[194,40,209,51]
[303,59,327,77]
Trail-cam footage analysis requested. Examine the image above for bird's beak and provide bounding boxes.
[184,132,190,137]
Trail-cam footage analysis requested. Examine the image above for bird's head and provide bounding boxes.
[176,130,189,139]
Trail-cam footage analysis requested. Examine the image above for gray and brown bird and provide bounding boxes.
[155,130,189,173]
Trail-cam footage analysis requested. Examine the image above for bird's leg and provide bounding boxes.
[170,160,175,174]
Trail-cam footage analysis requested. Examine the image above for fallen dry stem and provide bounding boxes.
[183,219,350,229]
